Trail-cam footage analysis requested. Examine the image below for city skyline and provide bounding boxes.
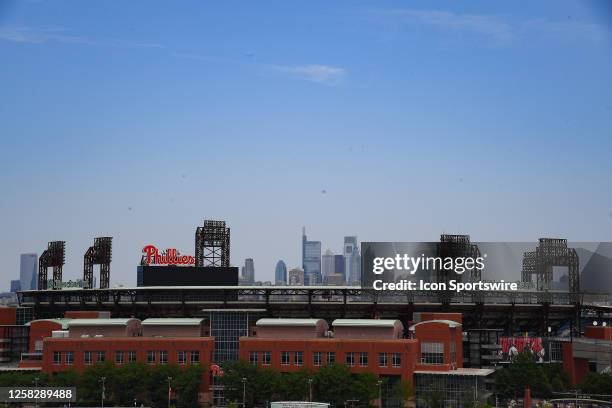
[2,1,612,287]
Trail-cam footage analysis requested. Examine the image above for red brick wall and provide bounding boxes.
[0,308,17,325]
[239,337,417,382]
[142,325,203,338]
[333,325,402,340]
[414,322,463,371]
[28,320,64,352]
[562,341,590,385]
[584,326,612,340]
[40,337,214,389]
[253,325,328,339]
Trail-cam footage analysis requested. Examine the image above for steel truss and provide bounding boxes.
[83,237,112,289]
[37,241,65,290]
[195,220,230,267]
[522,238,580,293]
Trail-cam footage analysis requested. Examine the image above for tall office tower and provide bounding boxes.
[20,253,37,291]
[334,254,346,282]
[302,227,321,285]
[288,267,305,286]
[274,260,287,285]
[321,249,335,278]
[241,258,255,284]
[10,280,21,293]
[344,236,361,285]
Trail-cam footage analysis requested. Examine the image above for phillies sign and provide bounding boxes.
[142,245,195,265]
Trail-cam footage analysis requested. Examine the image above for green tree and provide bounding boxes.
[494,352,566,399]
[174,364,204,408]
[579,372,612,395]
[391,379,415,406]
[353,372,379,404]
[279,368,312,401]
[312,364,354,406]
[78,361,117,406]
[112,362,150,407]
[148,364,181,408]
[220,359,259,406]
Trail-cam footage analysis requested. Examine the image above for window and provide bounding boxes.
[147,351,156,364]
[128,351,137,362]
[97,351,106,362]
[65,351,74,365]
[263,351,271,365]
[421,342,444,364]
[392,353,401,368]
[191,350,200,364]
[178,351,187,364]
[159,351,168,364]
[295,351,303,366]
[327,352,336,364]
[281,351,290,365]
[84,351,92,365]
[115,351,124,364]
[359,352,368,367]
[313,351,322,366]
[249,351,258,365]
[345,352,355,366]
[378,353,387,367]
[53,351,61,364]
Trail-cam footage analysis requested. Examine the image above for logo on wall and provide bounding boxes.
[142,245,195,266]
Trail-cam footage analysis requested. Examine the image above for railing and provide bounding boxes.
[18,286,608,307]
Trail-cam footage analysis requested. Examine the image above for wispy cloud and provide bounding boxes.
[0,26,162,48]
[370,9,514,44]
[268,64,346,85]
[2,27,346,86]
[173,53,347,86]
[358,8,610,46]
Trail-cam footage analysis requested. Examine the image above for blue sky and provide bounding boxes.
[1,0,611,286]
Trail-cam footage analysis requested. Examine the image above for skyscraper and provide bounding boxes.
[20,253,37,291]
[334,254,346,282]
[302,227,321,285]
[275,260,287,285]
[321,249,335,279]
[240,258,255,284]
[10,280,21,293]
[344,236,361,285]
[288,267,305,286]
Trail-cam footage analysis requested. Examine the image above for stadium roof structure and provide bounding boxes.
[256,318,324,327]
[409,319,462,330]
[68,318,137,327]
[142,318,204,326]
[332,319,400,328]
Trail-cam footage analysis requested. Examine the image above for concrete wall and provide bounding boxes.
[69,319,141,338]
[256,321,329,339]
[333,324,403,340]
[142,324,204,337]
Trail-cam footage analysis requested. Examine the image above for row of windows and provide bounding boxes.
[248,351,402,368]
[52,350,201,365]
[420,342,445,365]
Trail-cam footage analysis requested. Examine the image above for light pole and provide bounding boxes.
[100,376,106,408]
[377,380,383,408]
[307,378,313,402]
[548,326,552,363]
[167,377,172,408]
[242,377,247,408]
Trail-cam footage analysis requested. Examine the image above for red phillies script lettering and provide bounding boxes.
[142,245,195,265]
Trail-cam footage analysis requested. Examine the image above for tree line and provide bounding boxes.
[0,362,203,408]
[219,359,414,408]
